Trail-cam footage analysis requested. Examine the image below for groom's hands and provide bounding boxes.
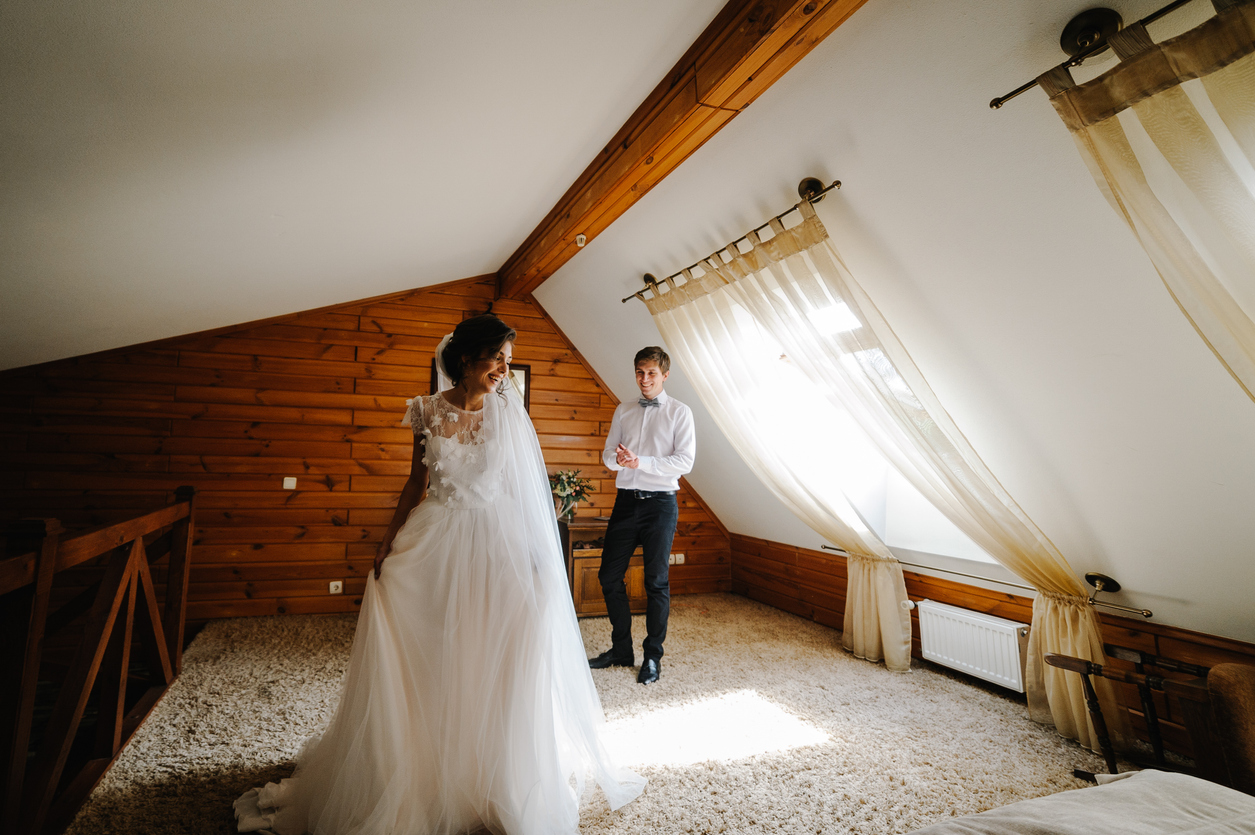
[615,443,640,469]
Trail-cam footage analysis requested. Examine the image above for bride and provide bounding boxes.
[235,314,645,834]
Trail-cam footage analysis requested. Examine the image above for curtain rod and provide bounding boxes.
[620,179,841,304]
[989,0,1198,110]
[821,545,1153,617]
[819,544,1037,592]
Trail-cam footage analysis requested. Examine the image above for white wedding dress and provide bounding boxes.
[235,388,645,835]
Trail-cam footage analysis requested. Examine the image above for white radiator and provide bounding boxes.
[914,599,1029,693]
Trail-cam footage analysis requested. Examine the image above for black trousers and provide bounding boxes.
[598,489,678,662]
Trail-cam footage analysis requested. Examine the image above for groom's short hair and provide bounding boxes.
[634,346,670,373]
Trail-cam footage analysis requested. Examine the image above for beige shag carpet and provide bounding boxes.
[66,593,1103,834]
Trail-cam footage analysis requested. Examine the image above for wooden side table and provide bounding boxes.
[558,518,646,618]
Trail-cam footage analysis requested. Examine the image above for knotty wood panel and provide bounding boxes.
[0,277,731,622]
[497,0,870,298]
[730,533,1255,760]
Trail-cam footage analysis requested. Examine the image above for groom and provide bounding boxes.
[588,347,695,685]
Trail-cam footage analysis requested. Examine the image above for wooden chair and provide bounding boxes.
[1044,653,1122,774]
[1208,663,1255,796]
[1044,652,1212,777]
[1103,643,1208,768]
[1046,653,1255,795]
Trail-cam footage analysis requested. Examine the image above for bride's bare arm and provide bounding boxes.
[374,436,429,579]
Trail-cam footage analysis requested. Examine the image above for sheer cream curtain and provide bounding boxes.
[647,243,912,673]
[647,202,1120,750]
[1040,0,1255,402]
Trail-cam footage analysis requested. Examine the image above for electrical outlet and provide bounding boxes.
[283,477,297,489]
[674,553,685,565]
[668,554,675,565]
[328,580,343,594]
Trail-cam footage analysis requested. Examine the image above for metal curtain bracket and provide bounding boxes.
[1085,572,1153,618]
[989,0,1199,110]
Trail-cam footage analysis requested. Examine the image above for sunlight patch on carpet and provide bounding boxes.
[601,689,829,768]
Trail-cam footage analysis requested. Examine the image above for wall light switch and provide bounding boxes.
[283,477,297,489]
[329,580,343,594]
[674,553,685,565]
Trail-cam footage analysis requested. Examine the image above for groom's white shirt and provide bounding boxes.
[601,390,695,492]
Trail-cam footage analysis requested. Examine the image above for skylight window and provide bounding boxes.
[733,300,995,565]
[807,301,862,335]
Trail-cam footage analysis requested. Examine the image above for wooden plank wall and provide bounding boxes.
[730,532,1255,759]
[0,277,731,622]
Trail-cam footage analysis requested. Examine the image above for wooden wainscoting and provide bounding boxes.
[730,533,1255,760]
[0,277,730,623]
[730,532,848,631]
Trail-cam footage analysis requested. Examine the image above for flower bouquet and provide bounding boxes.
[549,469,594,521]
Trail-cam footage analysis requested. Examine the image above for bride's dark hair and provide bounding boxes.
[442,314,517,385]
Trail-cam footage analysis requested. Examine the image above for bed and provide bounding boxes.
[907,770,1255,834]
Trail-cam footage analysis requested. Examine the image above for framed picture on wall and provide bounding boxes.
[430,360,530,413]
[509,364,530,412]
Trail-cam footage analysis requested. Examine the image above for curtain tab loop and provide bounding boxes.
[798,199,818,220]
[1109,24,1155,61]
[1036,65,1076,96]
[702,259,730,287]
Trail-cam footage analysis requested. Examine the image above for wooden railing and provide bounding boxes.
[0,487,195,835]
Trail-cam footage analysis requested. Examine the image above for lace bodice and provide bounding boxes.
[405,393,503,508]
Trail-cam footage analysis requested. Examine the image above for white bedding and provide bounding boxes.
[908,770,1255,834]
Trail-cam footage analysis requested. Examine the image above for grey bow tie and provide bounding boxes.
[639,397,660,407]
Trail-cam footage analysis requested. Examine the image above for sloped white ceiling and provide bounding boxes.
[6,0,1251,642]
[0,0,725,370]
[535,0,1255,642]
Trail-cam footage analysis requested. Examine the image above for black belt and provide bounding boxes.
[618,488,676,500]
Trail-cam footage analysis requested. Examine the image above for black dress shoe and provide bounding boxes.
[588,649,634,669]
[637,658,661,685]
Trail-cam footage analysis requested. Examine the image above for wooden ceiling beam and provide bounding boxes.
[496,0,868,299]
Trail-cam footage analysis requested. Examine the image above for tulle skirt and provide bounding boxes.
[234,498,644,835]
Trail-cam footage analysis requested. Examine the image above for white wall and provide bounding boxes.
[535,0,1255,643]
[0,0,726,369]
